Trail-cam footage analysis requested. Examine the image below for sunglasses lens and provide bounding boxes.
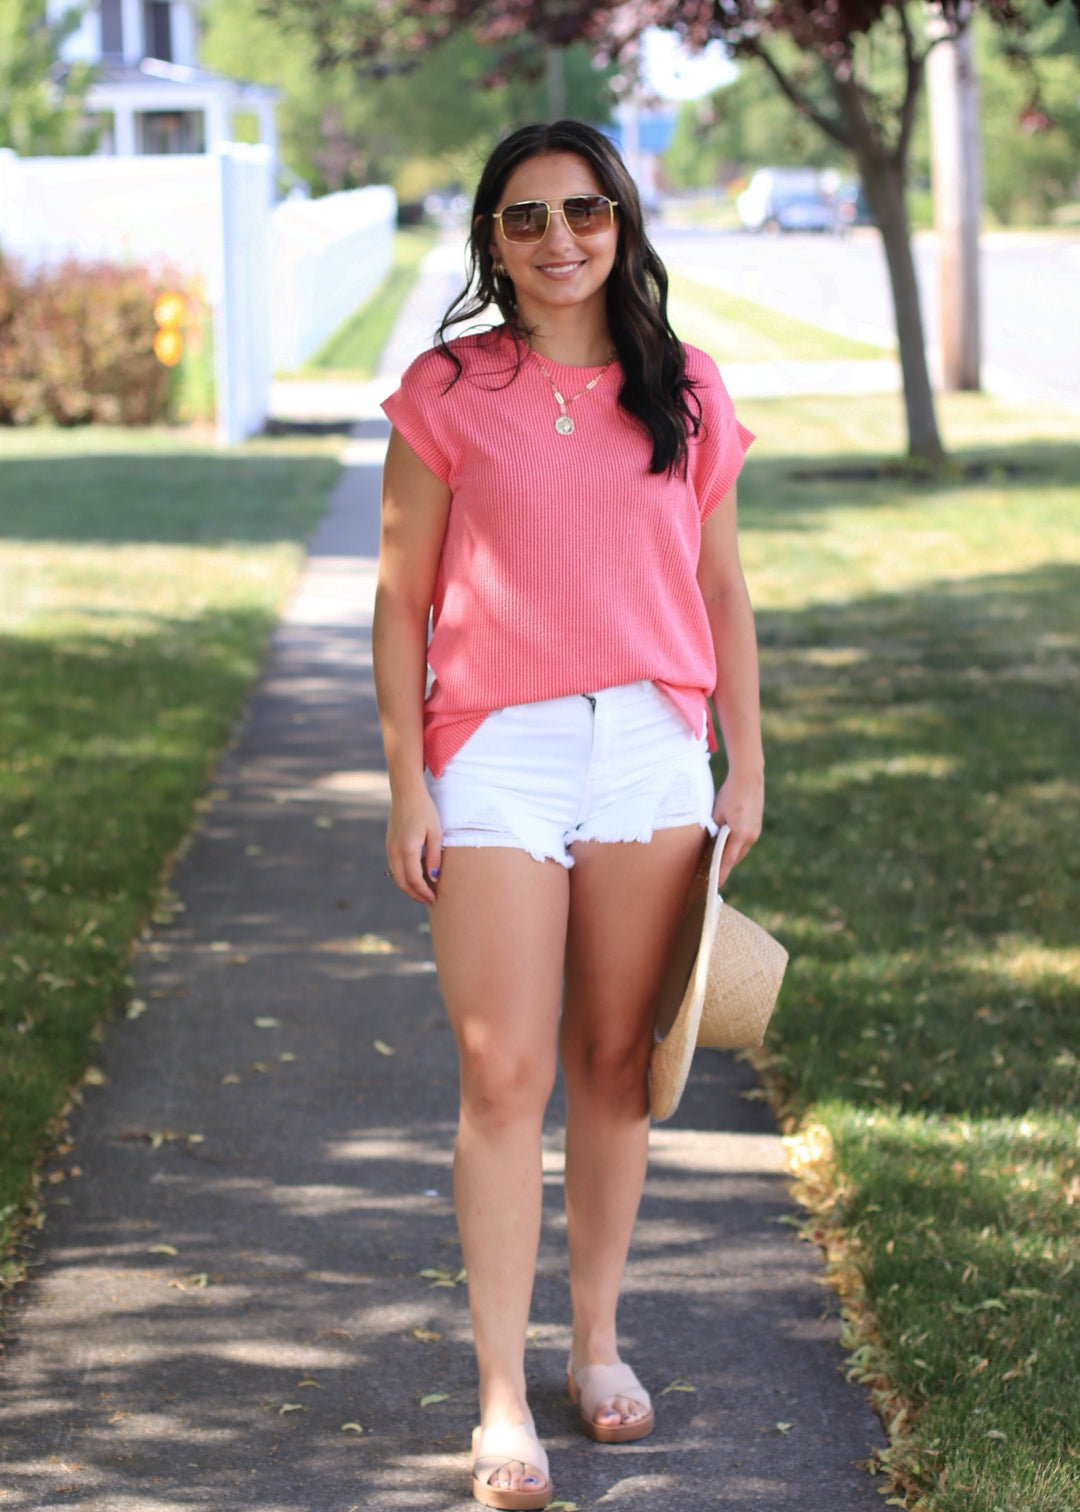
[563,196,613,235]
[500,201,548,242]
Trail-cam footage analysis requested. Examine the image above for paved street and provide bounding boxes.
[653,224,1080,413]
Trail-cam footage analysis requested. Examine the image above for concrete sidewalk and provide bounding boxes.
[0,430,885,1510]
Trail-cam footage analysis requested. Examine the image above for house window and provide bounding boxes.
[140,111,204,154]
[144,1,173,62]
[100,0,124,57]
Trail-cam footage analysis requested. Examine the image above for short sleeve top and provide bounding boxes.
[382,328,754,775]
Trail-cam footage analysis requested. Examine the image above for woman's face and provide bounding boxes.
[488,152,619,320]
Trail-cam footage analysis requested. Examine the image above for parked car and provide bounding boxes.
[736,167,833,232]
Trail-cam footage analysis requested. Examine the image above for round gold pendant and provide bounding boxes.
[554,415,574,435]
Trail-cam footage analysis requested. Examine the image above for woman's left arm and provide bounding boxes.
[697,483,764,886]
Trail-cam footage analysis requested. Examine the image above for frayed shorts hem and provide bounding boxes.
[440,814,719,870]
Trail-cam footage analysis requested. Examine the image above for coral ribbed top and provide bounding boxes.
[382,328,754,777]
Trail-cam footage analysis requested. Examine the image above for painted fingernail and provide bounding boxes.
[430,867,439,878]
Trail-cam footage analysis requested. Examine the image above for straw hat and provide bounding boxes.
[650,826,788,1123]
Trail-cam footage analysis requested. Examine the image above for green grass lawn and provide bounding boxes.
[295,225,439,379]
[0,429,340,1287]
[723,391,1080,1511]
[670,272,889,363]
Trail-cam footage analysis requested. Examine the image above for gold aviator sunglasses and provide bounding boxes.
[492,195,619,244]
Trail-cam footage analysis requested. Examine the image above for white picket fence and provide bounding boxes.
[0,145,395,443]
[272,185,396,373]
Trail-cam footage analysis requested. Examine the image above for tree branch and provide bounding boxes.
[894,0,926,169]
[741,40,852,149]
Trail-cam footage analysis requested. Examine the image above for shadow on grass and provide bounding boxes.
[0,452,337,545]
[722,560,1080,1121]
[738,440,1080,531]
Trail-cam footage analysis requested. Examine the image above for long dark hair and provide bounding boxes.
[436,120,701,476]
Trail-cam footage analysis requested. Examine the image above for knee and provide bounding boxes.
[457,1027,556,1128]
[561,1022,652,1102]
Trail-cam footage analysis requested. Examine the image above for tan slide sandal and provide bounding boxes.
[470,1421,553,1509]
[566,1360,654,1443]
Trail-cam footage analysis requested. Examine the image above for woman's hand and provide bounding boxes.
[712,769,764,888]
[385,785,444,905]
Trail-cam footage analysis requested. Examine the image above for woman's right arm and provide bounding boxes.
[372,426,452,904]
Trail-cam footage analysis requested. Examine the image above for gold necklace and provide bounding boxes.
[528,347,616,435]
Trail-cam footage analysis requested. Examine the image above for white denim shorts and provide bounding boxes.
[425,680,718,869]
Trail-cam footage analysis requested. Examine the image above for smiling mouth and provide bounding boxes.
[537,260,586,274]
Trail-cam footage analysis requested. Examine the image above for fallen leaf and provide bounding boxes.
[245,844,263,856]
[341,1422,365,1433]
[209,942,232,953]
[312,934,401,956]
[221,1073,241,1085]
[254,1017,280,1029]
[419,1393,449,1407]
[187,1134,205,1144]
[986,1429,1007,1440]
[412,1327,441,1343]
[279,1403,307,1415]
[373,1040,396,1057]
[279,1052,297,1062]
[126,999,147,1020]
[775,1421,793,1434]
[315,1329,353,1342]
[314,816,333,829]
[82,1067,106,1086]
[230,953,249,965]
[660,1379,696,1394]
[297,1377,322,1389]
[146,1244,178,1255]
[356,933,397,953]
[548,1503,580,1511]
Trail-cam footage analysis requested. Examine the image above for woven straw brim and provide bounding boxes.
[649,831,788,1123]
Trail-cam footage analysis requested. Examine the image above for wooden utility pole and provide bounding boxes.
[926,5,983,390]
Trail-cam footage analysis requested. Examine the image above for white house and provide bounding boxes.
[51,0,279,177]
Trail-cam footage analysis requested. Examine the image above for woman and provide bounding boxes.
[373,120,763,1510]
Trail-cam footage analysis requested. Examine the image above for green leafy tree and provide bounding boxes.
[202,0,614,197]
[0,0,94,156]
[977,6,1080,223]
[664,60,848,190]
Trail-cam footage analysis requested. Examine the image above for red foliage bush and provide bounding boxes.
[0,257,176,426]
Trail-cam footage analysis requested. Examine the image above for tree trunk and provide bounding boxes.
[859,153,946,464]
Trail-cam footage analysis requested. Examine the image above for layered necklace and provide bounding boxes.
[528,346,616,436]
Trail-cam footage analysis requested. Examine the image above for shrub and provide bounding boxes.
[0,257,181,426]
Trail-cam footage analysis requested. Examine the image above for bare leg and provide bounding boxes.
[429,847,569,1493]
[561,826,704,1431]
